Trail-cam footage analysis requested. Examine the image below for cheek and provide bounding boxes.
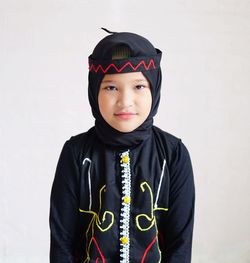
[98,93,107,115]
[142,92,152,114]
[98,93,115,116]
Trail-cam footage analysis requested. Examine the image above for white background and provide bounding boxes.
[1,0,250,262]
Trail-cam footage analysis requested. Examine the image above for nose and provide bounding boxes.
[117,89,133,108]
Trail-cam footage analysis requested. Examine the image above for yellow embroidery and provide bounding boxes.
[135,181,168,232]
[154,207,168,212]
[79,184,114,262]
[79,185,114,232]
[135,182,155,231]
[154,222,162,263]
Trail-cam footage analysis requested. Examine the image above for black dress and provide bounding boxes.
[49,126,195,263]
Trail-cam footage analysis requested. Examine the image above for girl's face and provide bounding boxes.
[98,72,152,133]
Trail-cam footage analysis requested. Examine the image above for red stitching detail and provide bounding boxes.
[141,236,157,263]
[96,258,99,263]
[92,237,105,263]
[89,59,156,73]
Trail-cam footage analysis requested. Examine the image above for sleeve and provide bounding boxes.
[49,140,80,263]
[164,140,195,263]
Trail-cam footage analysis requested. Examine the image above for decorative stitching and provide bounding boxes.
[154,159,166,209]
[92,237,105,263]
[83,158,92,210]
[135,181,168,232]
[89,59,156,73]
[79,185,114,262]
[80,157,168,262]
[119,150,131,263]
[79,185,114,232]
[135,182,155,231]
[141,236,157,263]
[154,207,168,212]
[154,220,163,263]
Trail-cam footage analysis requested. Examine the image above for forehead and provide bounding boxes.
[101,72,149,84]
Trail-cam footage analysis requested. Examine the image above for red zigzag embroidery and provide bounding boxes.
[89,59,156,73]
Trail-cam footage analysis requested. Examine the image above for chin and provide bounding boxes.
[113,125,137,133]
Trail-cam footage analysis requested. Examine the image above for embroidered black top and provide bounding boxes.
[49,127,195,263]
[49,31,195,263]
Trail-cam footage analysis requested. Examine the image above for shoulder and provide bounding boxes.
[62,127,97,158]
[68,126,95,145]
[152,126,191,165]
[153,126,180,146]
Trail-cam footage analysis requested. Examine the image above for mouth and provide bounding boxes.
[114,112,137,120]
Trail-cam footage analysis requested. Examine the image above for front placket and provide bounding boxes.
[119,150,131,263]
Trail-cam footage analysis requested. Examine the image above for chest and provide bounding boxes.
[78,143,170,215]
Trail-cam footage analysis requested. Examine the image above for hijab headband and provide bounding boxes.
[89,52,162,74]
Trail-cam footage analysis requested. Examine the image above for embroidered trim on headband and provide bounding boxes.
[88,52,162,74]
[89,59,156,73]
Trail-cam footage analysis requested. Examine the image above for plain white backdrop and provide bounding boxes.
[1,0,250,262]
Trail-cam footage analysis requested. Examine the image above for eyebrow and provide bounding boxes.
[101,79,148,83]
[101,80,117,83]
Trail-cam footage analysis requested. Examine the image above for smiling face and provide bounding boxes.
[98,72,152,132]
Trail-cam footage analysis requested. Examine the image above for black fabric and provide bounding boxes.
[50,127,195,262]
[88,32,162,148]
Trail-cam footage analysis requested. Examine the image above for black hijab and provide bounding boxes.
[88,30,162,149]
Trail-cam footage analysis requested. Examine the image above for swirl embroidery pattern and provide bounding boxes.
[135,181,168,263]
[79,185,114,263]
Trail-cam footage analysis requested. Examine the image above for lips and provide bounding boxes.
[114,112,137,120]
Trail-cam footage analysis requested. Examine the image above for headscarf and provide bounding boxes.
[88,30,162,148]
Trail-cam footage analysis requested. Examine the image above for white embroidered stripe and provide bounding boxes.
[83,158,92,210]
[154,159,166,208]
[119,150,131,263]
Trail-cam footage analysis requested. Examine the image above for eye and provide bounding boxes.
[135,85,147,90]
[104,86,117,91]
